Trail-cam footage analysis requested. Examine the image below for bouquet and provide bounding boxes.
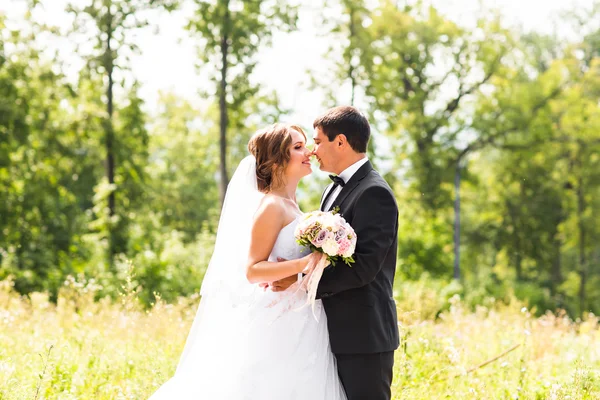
[294,208,357,313]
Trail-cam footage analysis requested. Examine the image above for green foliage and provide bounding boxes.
[1,0,600,318]
[120,220,216,305]
[145,93,220,237]
[186,0,298,85]
[185,0,299,203]
[395,188,454,279]
[0,26,90,296]
[66,0,179,267]
[361,2,512,209]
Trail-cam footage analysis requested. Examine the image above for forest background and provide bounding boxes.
[2,0,600,398]
[2,0,600,316]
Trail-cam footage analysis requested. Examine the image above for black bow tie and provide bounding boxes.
[329,174,345,187]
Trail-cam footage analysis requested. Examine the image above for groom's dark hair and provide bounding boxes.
[313,106,370,153]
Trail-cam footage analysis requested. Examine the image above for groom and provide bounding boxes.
[275,106,399,400]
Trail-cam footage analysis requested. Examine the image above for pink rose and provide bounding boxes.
[337,238,352,256]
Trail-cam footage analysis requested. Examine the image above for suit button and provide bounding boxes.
[322,292,332,298]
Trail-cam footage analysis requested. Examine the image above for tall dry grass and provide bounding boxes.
[0,276,598,399]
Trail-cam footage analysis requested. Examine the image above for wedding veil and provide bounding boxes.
[175,155,264,378]
[198,155,264,300]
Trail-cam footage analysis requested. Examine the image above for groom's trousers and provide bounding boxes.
[335,351,394,400]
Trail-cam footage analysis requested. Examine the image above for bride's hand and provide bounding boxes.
[300,252,321,275]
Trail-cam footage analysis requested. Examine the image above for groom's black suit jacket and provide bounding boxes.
[317,161,399,355]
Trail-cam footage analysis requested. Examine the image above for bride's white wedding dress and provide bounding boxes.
[149,216,347,399]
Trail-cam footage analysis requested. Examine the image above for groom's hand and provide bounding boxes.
[271,257,297,292]
[271,275,296,291]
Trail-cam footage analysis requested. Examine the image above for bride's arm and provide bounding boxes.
[245,198,311,284]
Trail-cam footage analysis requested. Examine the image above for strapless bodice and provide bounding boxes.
[268,217,311,262]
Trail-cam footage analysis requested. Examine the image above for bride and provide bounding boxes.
[149,123,347,399]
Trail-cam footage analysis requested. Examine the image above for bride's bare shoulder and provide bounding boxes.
[255,194,286,221]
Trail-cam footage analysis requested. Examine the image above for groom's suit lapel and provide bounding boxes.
[326,160,373,212]
[319,183,334,211]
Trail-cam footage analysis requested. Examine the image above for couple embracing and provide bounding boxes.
[150,106,399,400]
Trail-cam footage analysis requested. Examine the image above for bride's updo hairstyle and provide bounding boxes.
[248,123,306,193]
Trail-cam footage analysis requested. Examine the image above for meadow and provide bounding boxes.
[1,276,599,400]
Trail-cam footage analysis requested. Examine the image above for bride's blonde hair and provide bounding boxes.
[247,123,306,193]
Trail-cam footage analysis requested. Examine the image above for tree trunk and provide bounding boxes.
[550,236,562,295]
[577,174,587,315]
[516,181,527,280]
[507,199,523,280]
[453,161,461,280]
[348,5,356,106]
[515,248,523,281]
[218,2,230,207]
[105,10,116,266]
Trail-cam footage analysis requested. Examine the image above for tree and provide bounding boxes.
[66,0,177,265]
[460,39,600,314]
[551,60,600,315]
[145,93,220,238]
[452,48,567,280]
[310,0,371,107]
[185,0,298,206]
[359,2,511,210]
[0,16,91,295]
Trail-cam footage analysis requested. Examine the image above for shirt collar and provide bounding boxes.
[338,157,369,184]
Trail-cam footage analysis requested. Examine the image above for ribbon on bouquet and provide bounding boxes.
[299,252,331,320]
[262,252,330,322]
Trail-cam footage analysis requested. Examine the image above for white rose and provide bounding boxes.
[324,213,337,227]
[321,238,339,256]
[342,247,355,258]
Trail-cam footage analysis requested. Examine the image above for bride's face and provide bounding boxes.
[284,129,312,180]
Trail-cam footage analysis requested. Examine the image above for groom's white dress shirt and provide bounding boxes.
[297,157,370,284]
[321,157,369,211]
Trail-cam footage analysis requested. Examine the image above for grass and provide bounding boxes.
[0,277,599,399]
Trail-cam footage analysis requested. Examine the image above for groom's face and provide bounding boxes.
[312,127,337,173]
